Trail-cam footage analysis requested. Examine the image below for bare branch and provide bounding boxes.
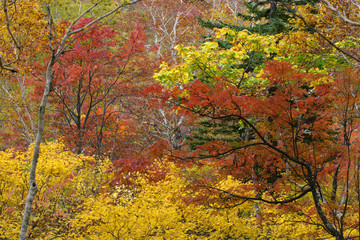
[69,0,141,35]
[204,185,312,204]
[321,0,360,27]
[286,1,360,63]
[3,0,21,50]
[171,142,266,161]
[1,0,21,71]
[0,54,17,73]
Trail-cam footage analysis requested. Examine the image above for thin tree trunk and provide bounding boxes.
[18,1,141,238]
[18,56,55,240]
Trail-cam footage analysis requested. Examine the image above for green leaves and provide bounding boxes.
[155,28,279,88]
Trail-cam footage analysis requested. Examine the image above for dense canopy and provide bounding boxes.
[1,0,360,239]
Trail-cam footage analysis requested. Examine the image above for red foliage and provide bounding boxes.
[165,61,360,239]
[108,155,168,187]
[30,19,151,158]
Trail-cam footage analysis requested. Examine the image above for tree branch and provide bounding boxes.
[204,185,312,204]
[321,0,360,27]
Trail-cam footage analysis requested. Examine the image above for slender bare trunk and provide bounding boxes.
[18,56,55,240]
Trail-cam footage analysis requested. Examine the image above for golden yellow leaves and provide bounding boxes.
[0,142,333,239]
[67,167,325,239]
[68,169,257,240]
[0,0,47,73]
[0,141,109,239]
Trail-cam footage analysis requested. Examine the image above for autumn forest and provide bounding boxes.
[1,0,360,239]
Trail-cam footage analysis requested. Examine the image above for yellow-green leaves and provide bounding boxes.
[155,28,279,88]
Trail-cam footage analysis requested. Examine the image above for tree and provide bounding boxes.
[290,0,360,64]
[0,0,48,149]
[31,18,147,158]
[198,0,321,35]
[168,60,360,239]
[154,24,360,238]
[0,141,111,238]
[136,0,205,64]
[0,0,142,238]
[125,83,189,153]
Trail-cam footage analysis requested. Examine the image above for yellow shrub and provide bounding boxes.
[0,141,109,239]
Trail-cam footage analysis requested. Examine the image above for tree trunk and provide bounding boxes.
[19,57,55,240]
[17,1,141,238]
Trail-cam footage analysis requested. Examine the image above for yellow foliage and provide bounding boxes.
[68,172,257,239]
[67,163,321,240]
[0,143,332,239]
[0,141,109,239]
[154,26,335,89]
[154,28,279,88]
[0,0,47,73]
